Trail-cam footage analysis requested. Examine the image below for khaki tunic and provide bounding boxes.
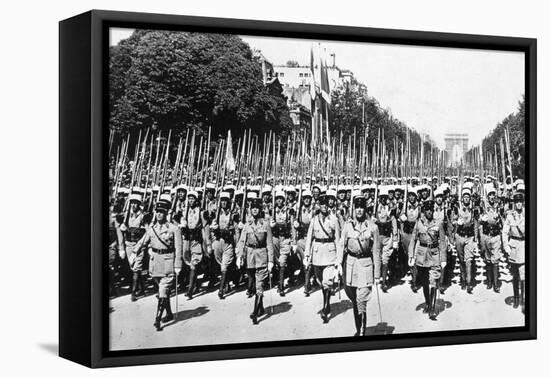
[212,209,236,271]
[124,211,146,271]
[272,206,292,266]
[304,213,342,267]
[236,218,274,269]
[480,203,502,263]
[340,219,379,286]
[502,210,525,265]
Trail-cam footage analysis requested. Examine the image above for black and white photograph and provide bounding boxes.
[106,25,528,352]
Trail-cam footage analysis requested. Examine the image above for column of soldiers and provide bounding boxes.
[109,172,527,334]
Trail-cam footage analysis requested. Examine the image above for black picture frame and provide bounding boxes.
[59,9,537,368]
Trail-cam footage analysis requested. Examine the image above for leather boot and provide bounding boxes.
[381,264,389,292]
[360,312,367,336]
[429,287,437,320]
[493,264,500,293]
[422,285,430,313]
[460,263,467,290]
[154,298,164,331]
[257,294,265,316]
[485,263,493,290]
[246,269,255,298]
[466,260,473,294]
[131,272,139,302]
[304,265,312,297]
[186,268,196,300]
[162,298,174,323]
[512,279,520,308]
[353,307,361,336]
[278,266,285,297]
[250,294,260,324]
[218,271,227,299]
[411,266,418,293]
[321,289,329,323]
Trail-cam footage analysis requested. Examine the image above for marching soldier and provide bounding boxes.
[121,191,148,301]
[433,186,453,293]
[479,184,503,293]
[210,191,236,299]
[236,197,275,324]
[271,189,294,296]
[108,204,126,297]
[409,200,447,320]
[132,194,183,331]
[340,195,379,336]
[294,189,315,296]
[374,186,399,292]
[304,194,342,323]
[452,184,478,294]
[182,190,212,299]
[502,189,526,310]
[399,187,421,292]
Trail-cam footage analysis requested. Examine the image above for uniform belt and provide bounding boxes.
[419,242,439,248]
[152,248,174,255]
[510,236,524,241]
[246,243,266,249]
[347,251,372,259]
[314,237,334,243]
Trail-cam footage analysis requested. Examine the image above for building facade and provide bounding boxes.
[445,133,469,167]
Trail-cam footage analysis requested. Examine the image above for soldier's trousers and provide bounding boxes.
[344,285,372,315]
[212,238,235,272]
[313,264,337,290]
[184,239,203,267]
[250,267,268,295]
[374,234,394,279]
[400,231,417,285]
[480,234,502,264]
[510,262,525,281]
[455,234,475,284]
[126,241,146,273]
[273,236,292,267]
[154,274,175,298]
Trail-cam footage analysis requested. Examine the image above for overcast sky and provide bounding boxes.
[110,28,524,149]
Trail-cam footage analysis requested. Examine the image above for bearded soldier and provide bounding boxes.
[374,186,399,292]
[304,194,343,323]
[400,187,421,292]
[452,184,478,294]
[340,195,379,336]
[294,189,315,296]
[121,191,147,301]
[409,200,447,320]
[479,184,503,293]
[210,191,236,299]
[271,189,294,297]
[182,190,212,299]
[502,190,526,311]
[132,195,183,331]
[236,197,275,325]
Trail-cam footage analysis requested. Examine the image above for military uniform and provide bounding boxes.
[236,208,274,324]
[453,203,478,293]
[272,203,293,296]
[294,200,314,295]
[409,207,447,320]
[133,200,183,331]
[374,202,398,291]
[122,207,148,301]
[304,201,342,323]
[479,200,503,292]
[400,197,420,291]
[502,203,526,309]
[340,213,379,335]
[211,200,236,299]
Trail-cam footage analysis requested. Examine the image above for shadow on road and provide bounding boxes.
[364,322,395,335]
[415,299,452,314]
[315,299,353,320]
[162,306,210,329]
[261,301,293,322]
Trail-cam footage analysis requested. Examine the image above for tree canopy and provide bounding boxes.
[109,30,293,140]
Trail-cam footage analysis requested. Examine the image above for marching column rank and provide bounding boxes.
[479,184,503,293]
[304,194,343,323]
[399,187,421,292]
[132,195,183,331]
[433,186,452,293]
[374,186,399,292]
[502,188,526,311]
[339,195,379,336]
[210,191,236,300]
[408,200,447,320]
[121,190,148,301]
[236,197,275,325]
[271,188,294,297]
[294,189,315,296]
[452,183,478,294]
[182,190,213,299]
